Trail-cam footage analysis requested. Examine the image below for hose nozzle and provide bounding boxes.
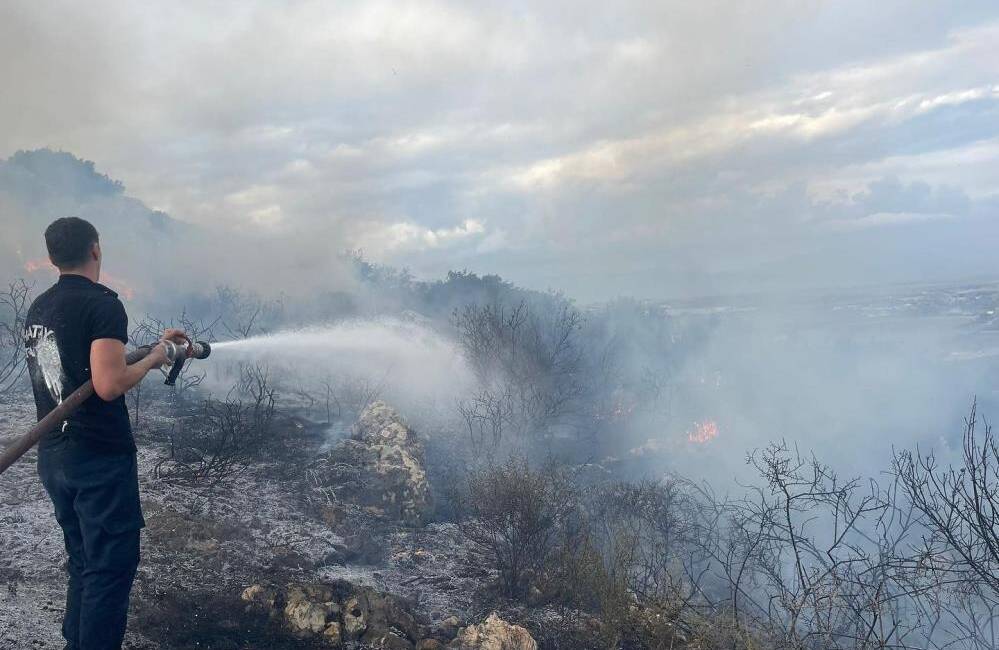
[163,340,212,386]
[190,340,211,360]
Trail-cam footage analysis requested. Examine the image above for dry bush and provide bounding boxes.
[542,447,962,649]
[156,364,276,486]
[213,284,283,340]
[680,611,768,650]
[423,428,475,523]
[544,478,723,649]
[462,456,579,599]
[893,401,999,650]
[126,310,219,436]
[586,479,711,607]
[549,534,636,648]
[330,373,384,418]
[457,387,513,452]
[453,297,584,447]
[290,371,384,425]
[894,401,999,594]
[459,462,763,647]
[449,401,999,649]
[454,406,999,649]
[691,442,930,649]
[0,279,31,394]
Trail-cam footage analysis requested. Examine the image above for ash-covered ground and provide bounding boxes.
[3,279,999,650]
[0,390,509,650]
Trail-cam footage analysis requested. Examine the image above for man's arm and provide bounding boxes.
[90,329,186,401]
[91,339,168,401]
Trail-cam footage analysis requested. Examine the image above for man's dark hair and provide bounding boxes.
[44,217,99,269]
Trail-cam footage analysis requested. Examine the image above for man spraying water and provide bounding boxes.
[22,217,187,650]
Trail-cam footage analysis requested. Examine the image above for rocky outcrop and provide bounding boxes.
[283,584,341,637]
[241,580,430,649]
[449,614,538,650]
[311,401,432,526]
[238,580,528,649]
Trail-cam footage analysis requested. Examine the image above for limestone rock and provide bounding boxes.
[418,639,447,650]
[437,616,462,639]
[237,579,421,646]
[283,583,339,636]
[241,584,280,609]
[323,622,343,647]
[366,633,415,650]
[285,599,328,635]
[312,401,432,525]
[342,595,368,638]
[449,614,537,650]
[346,585,421,647]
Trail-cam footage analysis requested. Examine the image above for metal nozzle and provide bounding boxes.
[162,340,211,363]
[190,340,211,359]
[162,340,211,386]
[163,340,183,364]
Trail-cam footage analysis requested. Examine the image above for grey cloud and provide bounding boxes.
[0,1,997,300]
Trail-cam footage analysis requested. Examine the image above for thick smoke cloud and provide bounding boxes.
[0,2,996,492]
[1,1,997,300]
[0,150,355,308]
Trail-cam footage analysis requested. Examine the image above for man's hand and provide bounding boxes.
[161,328,191,355]
[146,341,170,369]
[91,329,190,401]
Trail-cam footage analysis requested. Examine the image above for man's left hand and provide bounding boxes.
[161,328,192,356]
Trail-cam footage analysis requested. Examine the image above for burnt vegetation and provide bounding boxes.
[448,421,999,649]
[1,263,998,650]
[154,364,278,486]
[0,279,31,394]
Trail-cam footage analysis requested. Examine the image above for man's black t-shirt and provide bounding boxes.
[24,274,135,454]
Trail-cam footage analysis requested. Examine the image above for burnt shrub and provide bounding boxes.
[583,478,709,607]
[155,364,276,486]
[462,456,579,600]
[0,278,31,394]
[453,297,584,448]
[460,458,721,646]
[545,478,712,649]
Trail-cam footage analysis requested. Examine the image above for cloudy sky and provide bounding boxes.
[2,1,997,300]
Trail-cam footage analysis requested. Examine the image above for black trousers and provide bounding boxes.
[37,438,144,650]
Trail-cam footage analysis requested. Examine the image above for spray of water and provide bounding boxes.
[213,319,448,355]
[207,318,473,415]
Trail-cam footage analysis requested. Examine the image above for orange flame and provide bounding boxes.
[101,272,137,301]
[687,420,719,445]
[24,257,52,273]
[22,257,137,301]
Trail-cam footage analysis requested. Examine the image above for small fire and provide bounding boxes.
[101,272,137,301]
[24,257,52,273]
[687,419,719,445]
[22,257,137,301]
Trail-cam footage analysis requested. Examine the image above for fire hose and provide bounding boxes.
[0,339,211,476]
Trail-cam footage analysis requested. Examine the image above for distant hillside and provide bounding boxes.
[0,149,125,199]
[0,149,182,300]
[0,149,360,311]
